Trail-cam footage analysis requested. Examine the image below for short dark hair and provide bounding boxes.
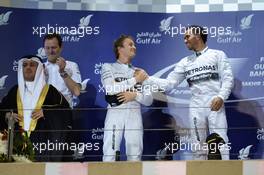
[186,25,207,44]
[113,34,134,59]
[20,55,43,63]
[43,33,63,47]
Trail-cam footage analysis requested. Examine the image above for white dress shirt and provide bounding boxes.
[45,60,82,107]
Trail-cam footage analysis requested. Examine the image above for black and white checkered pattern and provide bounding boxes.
[0,0,263,12]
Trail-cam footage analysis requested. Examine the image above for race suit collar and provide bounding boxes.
[195,46,208,57]
[116,60,133,69]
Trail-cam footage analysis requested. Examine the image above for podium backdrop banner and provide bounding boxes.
[0,7,263,160]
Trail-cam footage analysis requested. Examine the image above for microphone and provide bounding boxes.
[7,111,15,161]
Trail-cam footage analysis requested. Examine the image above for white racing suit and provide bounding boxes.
[101,61,153,161]
[147,47,234,160]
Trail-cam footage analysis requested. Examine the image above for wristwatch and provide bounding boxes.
[60,71,68,78]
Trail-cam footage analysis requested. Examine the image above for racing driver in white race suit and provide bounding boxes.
[101,35,152,161]
[145,25,234,160]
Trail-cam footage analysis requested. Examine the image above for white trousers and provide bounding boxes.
[103,105,143,161]
[189,95,229,160]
